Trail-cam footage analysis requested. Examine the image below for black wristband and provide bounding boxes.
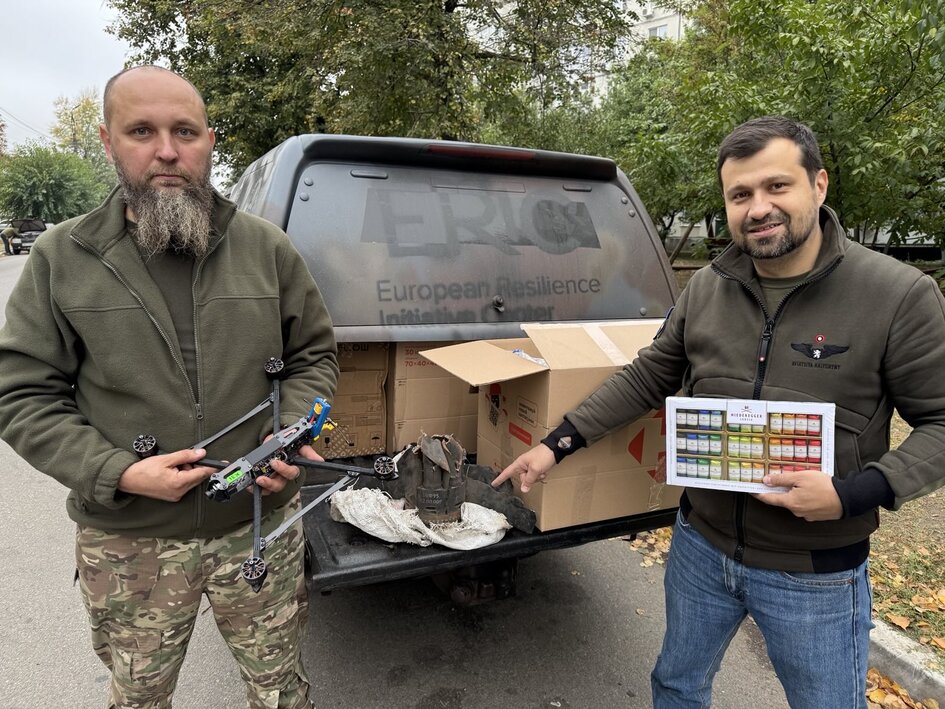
[541,420,588,463]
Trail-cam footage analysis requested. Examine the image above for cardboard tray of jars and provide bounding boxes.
[665,396,835,493]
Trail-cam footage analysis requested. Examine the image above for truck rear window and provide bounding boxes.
[285,162,671,330]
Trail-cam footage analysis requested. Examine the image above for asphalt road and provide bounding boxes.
[0,252,790,708]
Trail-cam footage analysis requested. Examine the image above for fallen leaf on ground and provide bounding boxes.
[886,613,911,629]
[868,688,888,703]
[866,667,939,708]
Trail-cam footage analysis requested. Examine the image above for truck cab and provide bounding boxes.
[229,134,679,601]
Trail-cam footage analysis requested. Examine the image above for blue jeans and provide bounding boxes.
[651,510,873,708]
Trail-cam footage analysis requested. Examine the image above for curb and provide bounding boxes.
[870,619,945,702]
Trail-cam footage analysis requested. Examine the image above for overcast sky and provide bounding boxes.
[0,0,131,149]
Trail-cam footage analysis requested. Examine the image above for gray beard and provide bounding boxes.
[116,159,214,259]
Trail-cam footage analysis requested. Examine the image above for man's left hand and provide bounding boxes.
[254,443,323,496]
[753,469,843,521]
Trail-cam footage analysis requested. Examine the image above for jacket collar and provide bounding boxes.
[67,185,239,369]
[70,184,237,256]
[712,205,847,283]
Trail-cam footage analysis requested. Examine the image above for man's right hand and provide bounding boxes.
[118,448,217,501]
[492,444,556,493]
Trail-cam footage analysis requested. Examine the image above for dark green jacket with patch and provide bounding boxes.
[0,187,339,537]
[565,207,945,571]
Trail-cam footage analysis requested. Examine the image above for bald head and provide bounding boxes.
[98,62,216,250]
[103,65,208,128]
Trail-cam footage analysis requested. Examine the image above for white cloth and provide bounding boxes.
[329,487,511,550]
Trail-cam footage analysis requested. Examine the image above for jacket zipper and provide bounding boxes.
[712,259,842,563]
[189,250,214,531]
[72,234,221,535]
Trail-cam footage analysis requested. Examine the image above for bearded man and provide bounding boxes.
[496,116,945,708]
[0,66,338,708]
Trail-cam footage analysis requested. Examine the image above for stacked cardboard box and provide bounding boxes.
[387,342,478,454]
[421,321,681,531]
[312,343,388,459]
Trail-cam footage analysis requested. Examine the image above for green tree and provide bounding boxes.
[0,118,7,156]
[618,0,945,248]
[107,0,633,172]
[50,89,115,192]
[589,40,695,241]
[0,144,108,223]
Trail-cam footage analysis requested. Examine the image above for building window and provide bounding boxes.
[649,24,669,39]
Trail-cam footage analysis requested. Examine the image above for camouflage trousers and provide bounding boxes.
[75,494,313,709]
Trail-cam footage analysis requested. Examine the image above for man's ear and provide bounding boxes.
[208,127,216,149]
[814,168,828,206]
[100,123,115,164]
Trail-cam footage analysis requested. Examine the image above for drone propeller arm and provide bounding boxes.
[261,474,357,550]
[290,457,377,475]
[192,394,275,451]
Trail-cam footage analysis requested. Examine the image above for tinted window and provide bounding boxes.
[286,163,672,332]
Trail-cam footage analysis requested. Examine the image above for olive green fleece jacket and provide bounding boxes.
[565,207,945,571]
[0,187,339,537]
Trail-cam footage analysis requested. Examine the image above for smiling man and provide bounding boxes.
[720,130,828,275]
[0,66,338,708]
[494,116,945,707]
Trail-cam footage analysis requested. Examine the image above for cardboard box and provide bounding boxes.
[313,411,386,459]
[387,342,479,453]
[314,348,387,459]
[474,435,508,473]
[392,414,478,455]
[665,396,835,493]
[391,376,477,421]
[390,342,457,380]
[337,343,390,373]
[422,320,682,530]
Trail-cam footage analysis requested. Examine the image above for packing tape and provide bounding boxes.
[581,324,631,366]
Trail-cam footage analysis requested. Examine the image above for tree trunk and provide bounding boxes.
[669,222,697,264]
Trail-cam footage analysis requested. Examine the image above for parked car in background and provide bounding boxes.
[9,219,48,255]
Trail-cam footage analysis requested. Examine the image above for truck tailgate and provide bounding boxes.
[302,481,677,592]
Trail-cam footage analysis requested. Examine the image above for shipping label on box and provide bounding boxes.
[665,396,835,493]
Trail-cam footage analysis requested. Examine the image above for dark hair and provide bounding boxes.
[103,65,207,127]
[717,116,823,185]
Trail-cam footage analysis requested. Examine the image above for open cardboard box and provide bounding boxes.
[421,321,682,530]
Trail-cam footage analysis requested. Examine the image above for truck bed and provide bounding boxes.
[301,481,678,592]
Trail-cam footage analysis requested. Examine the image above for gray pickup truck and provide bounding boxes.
[228,134,679,603]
